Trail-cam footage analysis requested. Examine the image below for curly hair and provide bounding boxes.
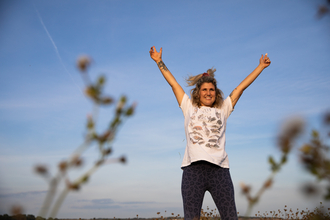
[185,68,224,108]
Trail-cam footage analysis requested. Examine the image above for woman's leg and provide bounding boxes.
[207,166,238,220]
[181,163,207,220]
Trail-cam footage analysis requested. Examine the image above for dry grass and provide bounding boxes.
[145,202,330,220]
[4,202,330,220]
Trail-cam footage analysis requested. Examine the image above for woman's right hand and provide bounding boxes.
[149,46,162,63]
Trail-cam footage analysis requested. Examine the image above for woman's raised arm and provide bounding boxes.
[149,46,185,106]
[229,53,271,108]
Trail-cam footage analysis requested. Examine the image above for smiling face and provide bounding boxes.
[199,82,216,107]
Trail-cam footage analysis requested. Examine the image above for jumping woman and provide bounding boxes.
[149,46,271,220]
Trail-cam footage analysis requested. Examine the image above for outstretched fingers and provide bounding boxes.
[260,53,271,67]
[149,46,162,62]
[265,53,270,63]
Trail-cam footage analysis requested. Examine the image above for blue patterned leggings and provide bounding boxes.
[181,161,238,220]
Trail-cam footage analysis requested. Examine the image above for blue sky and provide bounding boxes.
[0,0,330,218]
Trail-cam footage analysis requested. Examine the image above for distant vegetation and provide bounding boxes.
[2,202,330,220]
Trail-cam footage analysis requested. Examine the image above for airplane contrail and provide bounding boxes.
[33,4,83,94]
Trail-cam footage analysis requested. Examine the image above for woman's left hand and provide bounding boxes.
[259,53,271,68]
[149,46,162,63]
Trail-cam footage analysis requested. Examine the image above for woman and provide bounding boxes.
[149,46,271,220]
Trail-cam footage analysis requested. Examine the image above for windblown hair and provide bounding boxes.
[185,68,224,108]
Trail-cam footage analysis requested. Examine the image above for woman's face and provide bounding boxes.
[199,82,216,107]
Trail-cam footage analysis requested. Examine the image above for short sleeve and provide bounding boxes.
[180,93,191,117]
[222,96,234,118]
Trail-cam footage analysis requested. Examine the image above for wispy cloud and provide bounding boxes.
[0,93,82,110]
[0,190,47,198]
[72,198,156,210]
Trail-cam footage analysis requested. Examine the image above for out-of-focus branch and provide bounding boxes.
[241,117,305,216]
[317,0,330,18]
[300,112,330,199]
[34,55,136,218]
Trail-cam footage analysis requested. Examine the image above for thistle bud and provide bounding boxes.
[77,56,91,72]
[318,5,329,18]
[66,180,80,191]
[119,156,127,164]
[300,144,313,154]
[278,117,304,153]
[85,86,99,99]
[116,102,124,114]
[71,155,83,167]
[301,183,320,196]
[102,97,113,105]
[58,161,68,172]
[35,165,48,175]
[240,182,251,194]
[103,148,112,156]
[87,115,94,130]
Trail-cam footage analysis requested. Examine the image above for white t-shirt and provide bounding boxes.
[180,93,234,168]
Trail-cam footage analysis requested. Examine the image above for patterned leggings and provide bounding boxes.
[181,161,238,220]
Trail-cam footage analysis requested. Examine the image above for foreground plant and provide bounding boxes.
[239,111,330,218]
[299,112,330,199]
[240,117,305,216]
[34,56,136,218]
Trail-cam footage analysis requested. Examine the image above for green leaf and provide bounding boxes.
[269,156,280,172]
[268,156,276,166]
[97,75,106,86]
[81,175,89,183]
[85,86,100,100]
[125,106,135,116]
[312,130,319,139]
[87,117,94,129]
[120,96,127,104]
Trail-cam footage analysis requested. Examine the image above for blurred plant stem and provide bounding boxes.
[299,112,330,199]
[35,55,136,218]
[242,112,330,217]
[241,117,305,217]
